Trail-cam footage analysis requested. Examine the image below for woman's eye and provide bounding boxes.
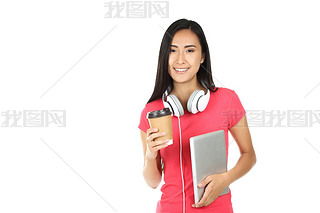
[170,49,194,53]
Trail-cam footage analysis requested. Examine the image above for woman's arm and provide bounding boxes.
[192,114,256,208]
[226,115,257,185]
[140,130,163,189]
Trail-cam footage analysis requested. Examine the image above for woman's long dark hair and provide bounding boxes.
[147,18,218,104]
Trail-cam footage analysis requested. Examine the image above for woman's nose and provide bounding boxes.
[177,52,185,63]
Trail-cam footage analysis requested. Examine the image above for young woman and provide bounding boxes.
[138,19,256,213]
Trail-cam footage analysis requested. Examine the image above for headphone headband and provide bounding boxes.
[162,83,210,117]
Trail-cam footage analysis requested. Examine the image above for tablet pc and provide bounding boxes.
[190,129,229,204]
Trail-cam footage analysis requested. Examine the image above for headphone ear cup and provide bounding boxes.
[197,89,210,112]
[187,90,204,114]
[163,98,174,116]
[167,94,184,117]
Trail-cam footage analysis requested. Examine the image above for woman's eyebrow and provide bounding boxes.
[170,44,197,48]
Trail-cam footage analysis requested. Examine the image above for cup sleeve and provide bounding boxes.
[138,105,150,133]
[228,90,246,129]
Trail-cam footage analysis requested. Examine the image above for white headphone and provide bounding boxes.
[162,84,211,117]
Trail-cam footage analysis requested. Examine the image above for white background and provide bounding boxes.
[0,0,319,212]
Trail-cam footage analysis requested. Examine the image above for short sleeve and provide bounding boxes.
[138,104,150,133]
[228,90,246,129]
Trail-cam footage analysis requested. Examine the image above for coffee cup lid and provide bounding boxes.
[147,108,172,119]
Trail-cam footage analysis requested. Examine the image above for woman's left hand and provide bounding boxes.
[192,172,230,208]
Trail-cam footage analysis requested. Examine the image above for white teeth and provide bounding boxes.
[175,68,188,72]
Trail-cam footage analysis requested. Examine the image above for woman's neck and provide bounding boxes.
[169,79,206,111]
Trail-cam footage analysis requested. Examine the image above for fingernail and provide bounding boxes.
[154,128,158,131]
[162,132,166,135]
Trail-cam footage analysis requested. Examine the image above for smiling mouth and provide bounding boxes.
[174,68,189,73]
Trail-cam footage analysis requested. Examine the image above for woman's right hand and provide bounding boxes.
[145,128,170,160]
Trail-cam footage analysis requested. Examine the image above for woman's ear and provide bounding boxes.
[200,52,205,64]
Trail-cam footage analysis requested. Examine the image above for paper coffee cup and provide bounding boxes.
[147,108,173,145]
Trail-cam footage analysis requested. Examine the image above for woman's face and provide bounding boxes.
[168,29,205,85]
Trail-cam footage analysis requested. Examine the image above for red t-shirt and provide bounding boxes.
[138,87,246,213]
